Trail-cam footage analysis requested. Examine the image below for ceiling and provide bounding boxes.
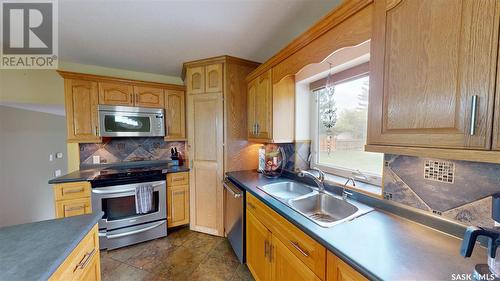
[59,0,342,77]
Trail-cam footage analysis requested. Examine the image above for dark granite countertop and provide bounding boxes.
[0,212,102,281]
[226,170,487,281]
[48,165,190,184]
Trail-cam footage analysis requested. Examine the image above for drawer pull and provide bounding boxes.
[290,241,310,257]
[63,188,84,194]
[74,248,96,272]
[65,205,84,211]
[172,177,184,182]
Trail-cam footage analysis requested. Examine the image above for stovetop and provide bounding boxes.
[92,164,168,187]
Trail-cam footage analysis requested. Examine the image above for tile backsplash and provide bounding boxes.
[79,138,186,166]
[383,154,499,228]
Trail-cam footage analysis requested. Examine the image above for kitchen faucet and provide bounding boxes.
[342,177,355,200]
[298,168,326,192]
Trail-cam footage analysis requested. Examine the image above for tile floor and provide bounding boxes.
[100,226,254,281]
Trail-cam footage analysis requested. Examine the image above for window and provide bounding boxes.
[311,69,383,186]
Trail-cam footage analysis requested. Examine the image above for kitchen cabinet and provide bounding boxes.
[165,89,186,140]
[53,182,92,219]
[58,71,186,143]
[246,193,325,280]
[184,56,259,236]
[327,251,367,281]
[64,79,100,143]
[186,64,223,94]
[134,86,164,108]
[49,224,101,281]
[98,81,134,106]
[167,172,189,227]
[367,0,500,150]
[247,69,294,143]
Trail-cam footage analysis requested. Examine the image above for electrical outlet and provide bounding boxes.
[56,152,63,159]
[93,155,100,164]
[54,169,61,177]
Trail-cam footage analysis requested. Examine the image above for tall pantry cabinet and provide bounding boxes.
[184,56,260,236]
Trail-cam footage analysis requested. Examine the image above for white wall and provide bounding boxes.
[0,106,67,227]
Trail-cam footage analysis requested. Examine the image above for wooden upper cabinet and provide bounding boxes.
[64,79,100,143]
[247,79,257,138]
[165,89,186,140]
[98,82,134,106]
[205,63,223,93]
[133,86,164,108]
[367,0,500,150]
[254,70,272,140]
[186,66,205,94]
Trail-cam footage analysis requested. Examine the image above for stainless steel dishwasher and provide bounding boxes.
[224,178,245,263]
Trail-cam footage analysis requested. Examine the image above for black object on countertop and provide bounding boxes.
[493,193,500,222]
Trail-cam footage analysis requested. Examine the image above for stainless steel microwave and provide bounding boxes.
[98,105,165,137]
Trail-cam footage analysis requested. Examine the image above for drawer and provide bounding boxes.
[247,193,326,280]
[167,172,189,186]
[54,182,91,201]
[49,224,100,281]
[55,198,92,218]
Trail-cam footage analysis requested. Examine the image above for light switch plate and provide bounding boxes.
[49,154,54,161]
[93,155,100,164]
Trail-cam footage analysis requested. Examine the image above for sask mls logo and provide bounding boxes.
[1,0,58,69]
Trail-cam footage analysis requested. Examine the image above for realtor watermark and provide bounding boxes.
[1,0,58,69]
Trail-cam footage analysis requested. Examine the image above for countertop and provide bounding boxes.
[0,212,102,281]
[226,170,487,281]
[48,165,190,184]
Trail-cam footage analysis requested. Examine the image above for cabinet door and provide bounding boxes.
[205,63,223,93]
[167,185,189,227]
[98,82,134,106]
[133,86,164,108]
[327,251,367,281]
[368,0,499,149]
[186,66,205,94]
[187,92,224,236]
[64,79,100,143]
[55,198,92,218]
[271,235,321,281]
[255,70,272,140]
[246,211,271,281]
[79,250,101,281]
[247,78,257,138]
[165,89,186,140]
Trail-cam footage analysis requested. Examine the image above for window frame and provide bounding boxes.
[310,65,383,187]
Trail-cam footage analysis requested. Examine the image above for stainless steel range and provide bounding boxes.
[91,165,168,250]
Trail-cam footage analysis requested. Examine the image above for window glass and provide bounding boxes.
[314,75,383,184]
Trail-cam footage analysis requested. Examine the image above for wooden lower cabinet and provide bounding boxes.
[53,182,92,218]
[167,172,190,227]
[327,251,367,281]
[246,193,367,281]
[49,224,101,281]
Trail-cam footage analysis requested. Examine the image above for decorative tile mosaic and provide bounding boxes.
[79,138,186,165]
[383,154,499,227]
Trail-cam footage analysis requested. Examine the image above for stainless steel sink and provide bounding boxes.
[259,181,314,201]
[257,181,373,228]
[289,193,372,227]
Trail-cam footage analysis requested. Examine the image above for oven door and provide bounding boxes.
[92,180,166,230]
[98,106,165,137]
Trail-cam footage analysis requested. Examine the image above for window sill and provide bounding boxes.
[322,173,383,198]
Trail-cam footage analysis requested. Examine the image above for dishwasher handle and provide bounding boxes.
[223,180,243,198]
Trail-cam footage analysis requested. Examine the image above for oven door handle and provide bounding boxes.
[92,182,164,194]
[104,220,166,239]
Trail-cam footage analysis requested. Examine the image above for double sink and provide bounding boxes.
[258,181,373,228]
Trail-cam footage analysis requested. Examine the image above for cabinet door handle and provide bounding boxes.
[95,126,99,137]
[256,123,260,135]
[469,95,478,135]
[73,249,96,272]
[264,239,269,258]
[130,93,133,103]
[247,202,256,210]
[269,244,274,262]
[290,241,310,257]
